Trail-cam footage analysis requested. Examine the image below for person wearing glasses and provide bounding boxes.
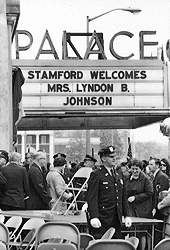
[160,158,170,178]
[23,152,34,172]
[86,145,132,239]
[26,151,52,210]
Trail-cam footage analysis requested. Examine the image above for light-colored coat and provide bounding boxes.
[46,166,70,212]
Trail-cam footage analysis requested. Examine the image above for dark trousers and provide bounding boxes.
[154,209,164,246]
[88,209,122,239]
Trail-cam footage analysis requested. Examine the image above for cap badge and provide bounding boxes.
[109,146,114,152]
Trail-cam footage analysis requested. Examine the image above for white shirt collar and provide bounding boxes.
[104,166,114,176]
[153,168,160,178]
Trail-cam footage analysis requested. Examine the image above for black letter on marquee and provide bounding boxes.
[139,31,158,59]
[84,31,107,59]
[36,30,59,59]
[121,84,128,92]
[15,30,33,59]
[48,84,55,92]
[109,31,134,60]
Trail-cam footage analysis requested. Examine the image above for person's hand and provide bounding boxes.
[90,218,101,228]
[67,192,73,199]
[128,196,135,203]
[152,208,156,216]
[124,217,132,228]
[82,203,88,212]
[50,198,56,206]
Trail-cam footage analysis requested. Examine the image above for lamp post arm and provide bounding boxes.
[87,8,122,46]
[89,8,123,22]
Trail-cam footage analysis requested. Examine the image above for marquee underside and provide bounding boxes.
[17,112,169,131]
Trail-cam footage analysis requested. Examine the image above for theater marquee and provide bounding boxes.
[13,59,167,115]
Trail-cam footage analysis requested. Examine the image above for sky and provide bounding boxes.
[12,0,170,145]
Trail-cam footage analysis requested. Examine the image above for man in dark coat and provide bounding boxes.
[26,151,52,210]
[0,151,8,203]
[148,157,170,246]
[86,145,132,239]
[0,150,8,183]
[22,152,34,172]
[0,152,29,210]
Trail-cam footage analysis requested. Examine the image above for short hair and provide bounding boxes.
[130,158,143,170]
[54,157,67,167]
[34,151,46,160]
[25,152,34,158]
[149,157,161,166]
[9,152,21,162]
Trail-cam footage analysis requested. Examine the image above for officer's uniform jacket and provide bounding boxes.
[87,165,129,226]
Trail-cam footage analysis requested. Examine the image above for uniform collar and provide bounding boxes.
[104,166,114,175]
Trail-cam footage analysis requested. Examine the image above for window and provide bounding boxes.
[39,135,50,162]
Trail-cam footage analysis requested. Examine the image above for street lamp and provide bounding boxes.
[85,7,141,155]
[86,7,141,46]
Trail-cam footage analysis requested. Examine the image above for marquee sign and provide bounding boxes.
[13,59,166,114]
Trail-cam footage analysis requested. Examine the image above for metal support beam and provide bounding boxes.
[6,0,20,41]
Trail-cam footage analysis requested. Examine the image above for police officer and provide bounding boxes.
[86,145,132,239]
[83,154,97,170]
[0,150,9,168]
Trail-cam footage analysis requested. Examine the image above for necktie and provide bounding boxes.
[110,168,115,177]
[41,166,46,176]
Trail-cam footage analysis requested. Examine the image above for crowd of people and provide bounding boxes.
[0,147,170,250]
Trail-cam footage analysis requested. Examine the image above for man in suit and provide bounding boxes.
[148,157,169,245]
[26,151,52,210]
[86,145,132,239]
[0,151,29,210]
[23,152,34,172]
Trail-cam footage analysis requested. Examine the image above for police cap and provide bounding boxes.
[98,146,116,157]
[84,154,97,163]
[0,150,9,163]
[53,153,66,159]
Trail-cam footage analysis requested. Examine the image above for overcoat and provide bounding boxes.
[46,167,71,212]
[26,162,51,210]
[125,171,153,218]
[1,162,29,209]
